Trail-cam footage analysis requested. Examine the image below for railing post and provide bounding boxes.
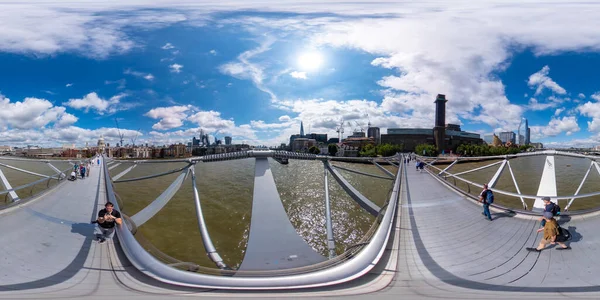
[323,161,336,259]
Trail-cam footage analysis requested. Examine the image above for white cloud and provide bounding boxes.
[124,68,154,81]
[169,63,183,73]
[578,93,586,99]
[578,100,600,132]
[144,105,193,130]
[530,116,580,139]
[554,108,565,116]
[592,92,600,102]
[63,92,126,114]
[161,42,175,49]
[290,71,307,79]
[209,49,217,55]
[0,93,77,130]
[66,83,73,87]
[105,79,126,89]
[219,36,276,100]
[527,65,566,96]
[278,115,291,122]
[187,110,234,130]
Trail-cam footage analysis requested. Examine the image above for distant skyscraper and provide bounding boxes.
[525,119,530,145]
[300,121,304,137]
[224,136,232,145]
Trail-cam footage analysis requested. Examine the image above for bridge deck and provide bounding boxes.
[1,158,600,299]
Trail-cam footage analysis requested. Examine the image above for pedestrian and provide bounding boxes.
[527,211,571,252]
[80,165,86,179]
[479,184,493,221]
[415,160,419,171]
[94,202,122,244]
[539,196,556,227]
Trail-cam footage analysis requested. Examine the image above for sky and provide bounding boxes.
[1,1,600,148]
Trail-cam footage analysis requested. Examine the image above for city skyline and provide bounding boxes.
[1,1,600,148]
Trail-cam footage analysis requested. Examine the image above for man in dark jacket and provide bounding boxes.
[479,184,493,221]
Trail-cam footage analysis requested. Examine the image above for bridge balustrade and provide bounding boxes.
[0,157,87,209]
[414,150,600,214]
[103,151,404,289]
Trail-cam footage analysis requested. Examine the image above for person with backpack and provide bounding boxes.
[479,184,493,221]
[539,197,560,227]
[527,211,571,252]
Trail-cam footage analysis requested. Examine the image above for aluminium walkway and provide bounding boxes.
[1,158,600,299]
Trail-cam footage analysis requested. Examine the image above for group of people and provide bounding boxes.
[479,185,571,251]
[69,161,92,181]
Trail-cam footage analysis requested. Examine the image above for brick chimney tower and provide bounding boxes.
[433,94,447,153]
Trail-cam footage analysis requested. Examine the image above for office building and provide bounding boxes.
[499,131,516,144]
[367,127,381,145]
[224,136,232,145]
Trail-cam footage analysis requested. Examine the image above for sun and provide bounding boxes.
[297,51,323,71]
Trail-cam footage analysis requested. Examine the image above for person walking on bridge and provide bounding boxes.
[95,202,122,244]
[527,211,570,252]
[479,184,493,221]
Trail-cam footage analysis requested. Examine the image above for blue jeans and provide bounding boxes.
[483,203,492,220]
[95,226,115,240]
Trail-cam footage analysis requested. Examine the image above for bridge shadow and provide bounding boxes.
[491,210,517,220]
[70,223,95,237]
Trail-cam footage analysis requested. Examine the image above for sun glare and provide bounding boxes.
[297,51,323,71]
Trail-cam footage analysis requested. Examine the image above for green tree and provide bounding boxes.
[359,144,377,157]
[328,143,338,156]
[308,145,321,154]
[415,144,437,156]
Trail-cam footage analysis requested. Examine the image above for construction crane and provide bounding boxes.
[114,118,124,147]
[130,128,141,147]
[335,119,345,144]
[355,121,364,133]
[213,129,221,146]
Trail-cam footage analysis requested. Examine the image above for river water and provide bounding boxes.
[2,155,599,269]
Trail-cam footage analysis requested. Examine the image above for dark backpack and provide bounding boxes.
[557,226,571,242]
[552,203,561,216]
[485,190,494,204]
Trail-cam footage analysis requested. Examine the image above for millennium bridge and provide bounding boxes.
[1,150,600,299]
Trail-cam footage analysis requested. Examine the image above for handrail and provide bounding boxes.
[0,166,71,196]
[113,165,191,183]
[105,154,402,289]
[434,161,600,201]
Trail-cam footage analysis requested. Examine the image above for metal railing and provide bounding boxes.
[414,150,600,214]
[0,158,77,208]
[104,151,403,289]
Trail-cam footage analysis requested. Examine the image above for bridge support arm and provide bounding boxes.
[108,163,122,171]
[438,159,458,176]
[487,159,507,188]
[565,161,597,211]
[372,161,395,178]
[323,162,336,259]
[506,161,527,210]
[533,156,557,212]
[0,168,19,202]
[325,161,380,217]
[129,166,191,227]
[46,162,65,179]
[113,164,137,181]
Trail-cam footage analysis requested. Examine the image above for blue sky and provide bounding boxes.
[1,1,600,148]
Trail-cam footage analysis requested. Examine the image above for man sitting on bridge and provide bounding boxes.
[95,202,122,244]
